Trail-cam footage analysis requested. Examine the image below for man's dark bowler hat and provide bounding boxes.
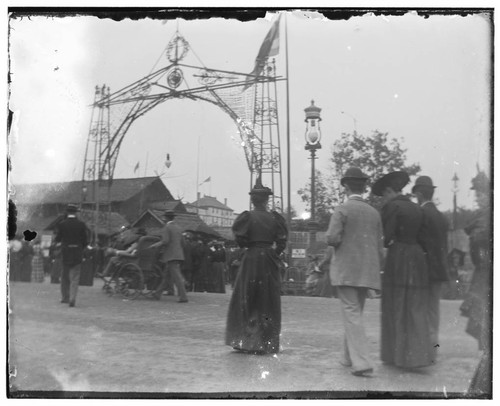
[412,176,436,193]
[340,167,369,186]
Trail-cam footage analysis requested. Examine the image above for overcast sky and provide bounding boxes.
[7,8,492,215]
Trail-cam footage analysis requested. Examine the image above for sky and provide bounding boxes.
[7,7,492,216]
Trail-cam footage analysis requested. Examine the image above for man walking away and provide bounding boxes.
[54,204,89,308]
[413,176,450,362]
[152,210,188,303]
[326,167,384,377]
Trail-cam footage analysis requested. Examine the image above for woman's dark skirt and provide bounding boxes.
[381,242,433,368]
[225,246,281,354]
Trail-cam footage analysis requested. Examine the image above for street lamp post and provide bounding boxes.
[452,172,459,230]
[304,100,322,251]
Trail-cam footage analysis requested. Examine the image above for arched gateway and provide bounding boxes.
[82,27,285,233]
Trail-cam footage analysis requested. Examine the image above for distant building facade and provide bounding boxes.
[186,195,236,227]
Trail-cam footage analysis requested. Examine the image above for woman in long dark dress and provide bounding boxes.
[225,178,288,354]
[372,171,432,368]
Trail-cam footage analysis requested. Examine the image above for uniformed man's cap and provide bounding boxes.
[66,204,79,213]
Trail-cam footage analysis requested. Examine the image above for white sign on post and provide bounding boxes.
[292,248,306,258]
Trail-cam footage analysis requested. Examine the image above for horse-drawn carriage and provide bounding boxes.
[100,235,164,299]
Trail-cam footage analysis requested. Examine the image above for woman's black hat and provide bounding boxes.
[249,176,273,196]
[372,171,410,196]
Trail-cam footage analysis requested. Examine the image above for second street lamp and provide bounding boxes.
[304,100,322,251]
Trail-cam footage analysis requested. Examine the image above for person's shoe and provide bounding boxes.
[177,298,188,303]
[69,302,75,308]
[352,368,373,377]
[61,299,69,304]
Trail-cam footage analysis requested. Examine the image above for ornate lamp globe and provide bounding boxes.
[304,100,322,147]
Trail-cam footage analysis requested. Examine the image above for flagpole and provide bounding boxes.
[196,135,201,214]
[144,152,149,177]
[285,12,292,255]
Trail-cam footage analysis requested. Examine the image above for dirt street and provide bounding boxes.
[7,278,481,398]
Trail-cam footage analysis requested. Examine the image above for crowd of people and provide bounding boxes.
[222,168,491,395]
[8,166,491,394]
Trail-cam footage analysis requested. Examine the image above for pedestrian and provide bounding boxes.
[225,177,288,354]
[459,170,492,395]
[151,210,188,303]
[412,176,450,362]
[209,241,226,293]
[326,167,383,377]
[372,171,433,368]
[54,204,89,307]
[31,240,45,283]
[101,228,147,277]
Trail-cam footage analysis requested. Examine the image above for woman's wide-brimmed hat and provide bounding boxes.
[340,167,369,186]
[372,171,410,196]
[411,176,436,193]
[249,176,273,196]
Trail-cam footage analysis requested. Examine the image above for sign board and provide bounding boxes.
[292,248,306,259]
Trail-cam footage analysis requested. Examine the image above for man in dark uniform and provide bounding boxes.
[54,204,89,307]
[412,176,450,362]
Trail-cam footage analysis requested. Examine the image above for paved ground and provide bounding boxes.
[7,278,482,399]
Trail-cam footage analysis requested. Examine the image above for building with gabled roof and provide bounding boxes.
[186,194,236,227]
[12,176,174,224]
[131,209,221,239]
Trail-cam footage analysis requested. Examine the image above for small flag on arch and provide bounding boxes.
[134,162,140,173]
[199,176,211,185]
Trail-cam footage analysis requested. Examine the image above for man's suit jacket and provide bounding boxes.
[326,196,383,290]
[418,201,450,281]
[160,221,185,263]
[54,216,89,266]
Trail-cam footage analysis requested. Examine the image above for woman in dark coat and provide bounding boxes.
[372,171,432,368]
[225,177,288,354]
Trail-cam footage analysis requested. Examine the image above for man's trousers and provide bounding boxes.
[337,286,374,373]
[61,263,81,304]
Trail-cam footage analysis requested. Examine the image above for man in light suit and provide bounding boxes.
[152,210,188,303]
[413,176,449,362]
[326,167,384,377]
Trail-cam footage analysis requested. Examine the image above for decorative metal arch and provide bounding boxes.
[82,30,284,235]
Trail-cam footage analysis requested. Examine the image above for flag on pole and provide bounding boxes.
[242,14,282,91]
[134,161,140,173]
[199,176,211,185]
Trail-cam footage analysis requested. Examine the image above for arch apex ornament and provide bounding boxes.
[167,68,183,89]
[166,33,189,63]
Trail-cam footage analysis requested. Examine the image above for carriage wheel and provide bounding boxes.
[116,263,144,300]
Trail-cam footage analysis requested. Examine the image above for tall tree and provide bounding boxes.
[298,130,421,228]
